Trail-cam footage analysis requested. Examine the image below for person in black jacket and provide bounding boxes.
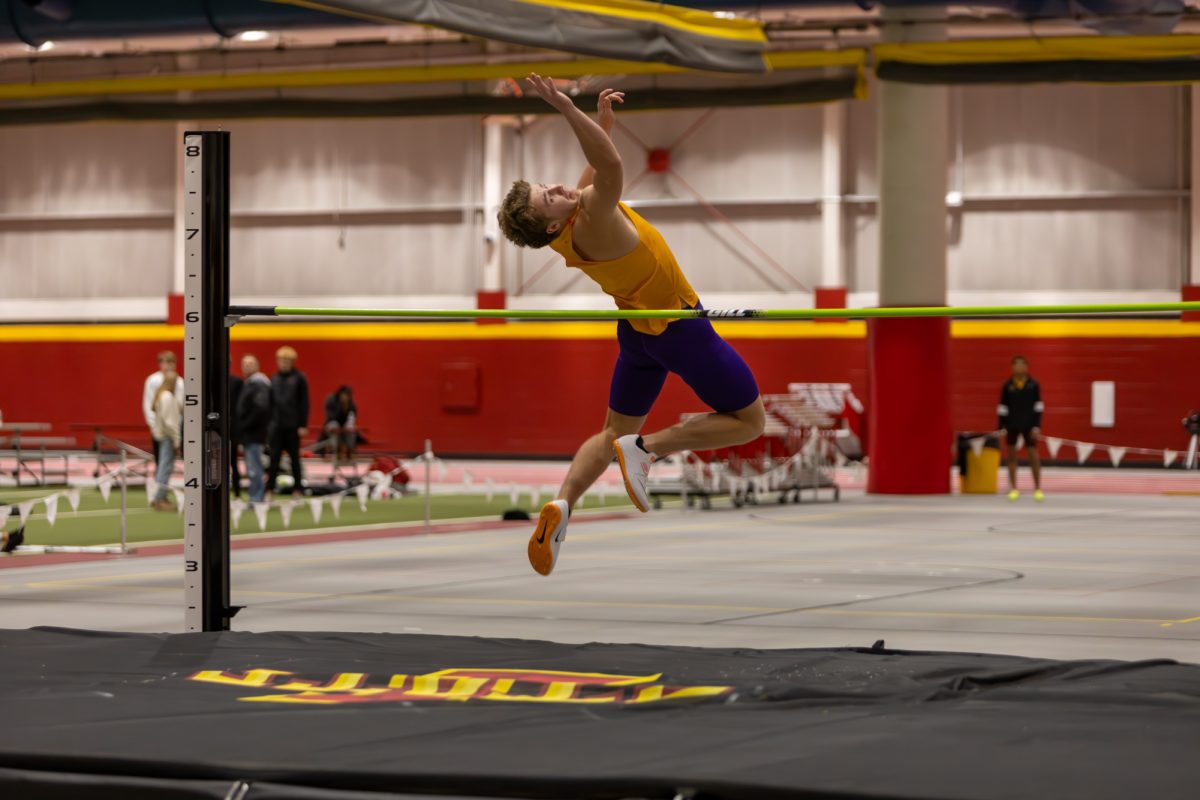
[229,371,244,499]
[266,346,310,496]
[997,355,1044,502]
[237,354,272,503]
[323,385,361,461]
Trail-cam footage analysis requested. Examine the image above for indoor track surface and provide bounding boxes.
[5,490,1198,663]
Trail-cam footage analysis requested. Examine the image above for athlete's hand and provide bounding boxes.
[597,88,624,132]
[526,73,573,112]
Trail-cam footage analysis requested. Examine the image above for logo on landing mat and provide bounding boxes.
[188,667,735,706]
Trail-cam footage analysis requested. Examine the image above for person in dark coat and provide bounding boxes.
[266,346,309,496]
[229,370,244,499]
[237,354,272,503]
[323,385,361,461]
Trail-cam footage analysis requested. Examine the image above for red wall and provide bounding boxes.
[0,327,1194,459]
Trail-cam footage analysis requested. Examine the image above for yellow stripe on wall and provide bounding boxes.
[1,319,1198,343]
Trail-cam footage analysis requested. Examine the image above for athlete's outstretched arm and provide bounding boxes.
[577,89,623,190]
[526,73,623,208]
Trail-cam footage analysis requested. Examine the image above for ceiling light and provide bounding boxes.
[35,40,55,52]
[236,30,271,43]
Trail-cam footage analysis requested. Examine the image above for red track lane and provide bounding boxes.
[0,512,636,570]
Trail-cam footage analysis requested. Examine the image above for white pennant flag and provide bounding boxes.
[485,477,495,503]
[98,477,113,503]
[1075,442,1095,464]
[1046,437,1062,459]
[509,483,519,505]
[173,489,186,514]
[43,494,59,527]
[1108,446,1127,468]
[279,501,296,529]
[462,470,473,487]
[230,499,246,530]
[355,482,370,512]
[17,501,35,527]
[529,487,540,508]
[308,498,324,526]
[436,460,448,480]
[969,437,985,457]
[329,493,342,518]
[253,502,269,531]
[1164,449,1178,468]
[65,488,82,513]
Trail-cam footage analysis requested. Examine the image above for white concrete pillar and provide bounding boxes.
[820,101,846,289]
[878,9,948,307]
[481,118,505,294]
[869,8,952,495]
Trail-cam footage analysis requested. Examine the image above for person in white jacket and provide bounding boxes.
[150,371,183,511]
[143,351,184,469]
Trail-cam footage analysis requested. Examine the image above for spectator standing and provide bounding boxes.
[150,370,183,511]
[237,354,272,503]
[998,355,1045,502]
[266,346,309,496]
[142,351,183,466]
[229,370,244,499]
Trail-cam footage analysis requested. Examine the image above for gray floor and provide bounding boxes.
[3,490,1198,663]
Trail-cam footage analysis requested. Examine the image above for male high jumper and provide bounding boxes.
[498,75,765,576]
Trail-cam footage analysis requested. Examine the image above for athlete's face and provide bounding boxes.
[1012,359,1028,378]
[529,183,580,233]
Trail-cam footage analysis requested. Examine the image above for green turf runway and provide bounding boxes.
[0,488,632,547]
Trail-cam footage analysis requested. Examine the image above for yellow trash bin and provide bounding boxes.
[960,446,1000,494]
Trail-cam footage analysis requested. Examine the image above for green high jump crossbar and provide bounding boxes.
[227,302,1200,322]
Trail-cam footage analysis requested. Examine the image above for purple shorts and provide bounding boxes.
[608,304,760,417]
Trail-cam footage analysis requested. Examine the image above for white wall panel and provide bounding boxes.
[0,123,174,215]
[228,118,478,210]
[514,106,824,296]
[0,84,1188,316]
[225,117,480,298]
[230,219,474,296]
[961,85,1182,194]
[0,123,173,300]
[0,228,171,298]
[949,204,1182,291]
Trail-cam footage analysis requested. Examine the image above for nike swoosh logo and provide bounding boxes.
[536,529,546,545]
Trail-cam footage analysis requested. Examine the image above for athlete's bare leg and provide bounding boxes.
[641,396,766,457]
[557,408,646,510]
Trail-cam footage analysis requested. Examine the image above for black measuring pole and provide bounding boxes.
[183,130,234,632]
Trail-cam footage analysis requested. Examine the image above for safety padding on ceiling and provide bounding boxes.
[270,0,768,73]
[876,34,1200,84]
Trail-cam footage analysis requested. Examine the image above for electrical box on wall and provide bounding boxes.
[440,362,481,413]
[1091,381,1115,428]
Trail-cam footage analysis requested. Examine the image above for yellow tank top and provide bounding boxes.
[549,202,698,335]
